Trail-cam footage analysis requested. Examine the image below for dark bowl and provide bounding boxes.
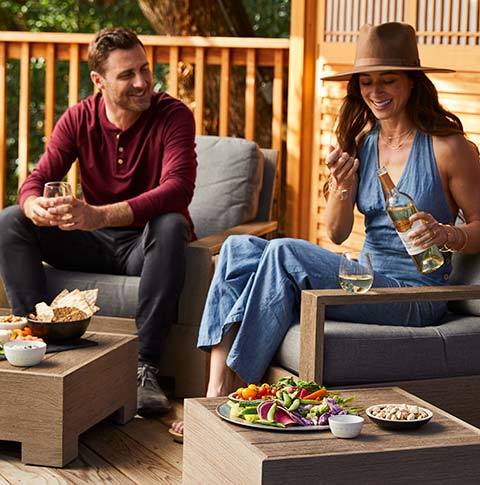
[365,404,433,430]
[27,316,91,343]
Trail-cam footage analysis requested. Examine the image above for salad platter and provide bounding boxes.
[216,402,329,431]
[217,376,360,431]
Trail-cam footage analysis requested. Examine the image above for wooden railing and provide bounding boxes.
[0,32,289,211]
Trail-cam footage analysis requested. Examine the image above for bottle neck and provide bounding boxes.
[377,166,396,195]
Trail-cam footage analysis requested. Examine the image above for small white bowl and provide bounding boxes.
[328,414,364,438]
[3,340,47,367]
[0,315,27,331]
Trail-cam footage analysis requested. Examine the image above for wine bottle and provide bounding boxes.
[376,166,444,274]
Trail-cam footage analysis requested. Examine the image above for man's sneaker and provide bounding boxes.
[137,363,172,416]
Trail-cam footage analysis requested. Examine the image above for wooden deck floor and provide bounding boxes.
[0,400,185,483]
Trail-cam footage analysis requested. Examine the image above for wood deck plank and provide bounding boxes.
[80,419,182,484]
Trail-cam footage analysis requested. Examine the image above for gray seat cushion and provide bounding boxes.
[275,314,480,386]
[190,136,264,239]
[44,265,139,318]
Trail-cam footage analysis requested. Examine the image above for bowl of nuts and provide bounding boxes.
[0,314,28,331]
[27,289,98,343]
[366,403,433,430]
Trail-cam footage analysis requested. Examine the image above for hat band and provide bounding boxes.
[356,57,421,68]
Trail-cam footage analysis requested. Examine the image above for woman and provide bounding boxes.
[169,22,480,440]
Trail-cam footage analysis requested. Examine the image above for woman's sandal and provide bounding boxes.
[168,427,184,444]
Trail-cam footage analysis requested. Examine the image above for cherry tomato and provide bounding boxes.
[257,387,267,397]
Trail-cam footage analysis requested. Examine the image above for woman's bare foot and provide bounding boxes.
[169,421,184,443]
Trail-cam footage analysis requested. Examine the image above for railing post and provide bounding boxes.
[0,42,6,208]
[194,47,205,135]
[18,42,30,188]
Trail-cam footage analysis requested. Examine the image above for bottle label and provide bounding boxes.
[396,220,425,256]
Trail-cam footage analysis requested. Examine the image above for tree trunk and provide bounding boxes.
[137,0,272,147]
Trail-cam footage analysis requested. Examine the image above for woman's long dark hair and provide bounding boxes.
[334,71,465,157]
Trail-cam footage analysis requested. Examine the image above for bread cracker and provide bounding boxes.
[35,302,54,321]
[81,288,98,308]
[51,288,69,307]
[54,289,93,316]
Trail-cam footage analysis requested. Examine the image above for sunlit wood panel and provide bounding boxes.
[271,50,284,156]
[168,46,179,98]
[244,49,256,141]
[0,42,6,208]
[18,42,30,187]
[67,44,80,190]
[44,43,56,145]
[194,48,205,135]
[219,48,230,137]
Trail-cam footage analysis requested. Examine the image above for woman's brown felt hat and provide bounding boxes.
[321,22,454,81]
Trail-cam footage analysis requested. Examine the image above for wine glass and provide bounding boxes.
[43,181,73,222]
[43,181,73,198]
[338,252,374,294]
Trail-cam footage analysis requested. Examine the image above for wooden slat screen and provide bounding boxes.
[0,32,289,209]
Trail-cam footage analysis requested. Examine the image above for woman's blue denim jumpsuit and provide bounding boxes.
[197,127,455,383]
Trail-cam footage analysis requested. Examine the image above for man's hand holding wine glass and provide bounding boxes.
[23,181,73,228]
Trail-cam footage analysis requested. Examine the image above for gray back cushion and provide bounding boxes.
[189,136,264,239]
[448,252,480,316]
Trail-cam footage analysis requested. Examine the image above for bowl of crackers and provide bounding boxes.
[27,288,99,343]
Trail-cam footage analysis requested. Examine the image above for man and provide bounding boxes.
[0,27,197,415]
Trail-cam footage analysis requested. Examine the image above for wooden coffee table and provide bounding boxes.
[0,331,137,467]
[183,386,480,484]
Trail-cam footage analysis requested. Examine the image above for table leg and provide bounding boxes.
[21,434,78,467]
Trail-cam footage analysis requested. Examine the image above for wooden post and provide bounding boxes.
[299,291,325,384]
[18,42,30,188]
[286,0,318,238]
[0,42,6,208]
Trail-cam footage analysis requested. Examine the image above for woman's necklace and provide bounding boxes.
[380,128,414,150]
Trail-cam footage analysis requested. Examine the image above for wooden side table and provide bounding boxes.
[183,386,480,484]
[0,332,137,467]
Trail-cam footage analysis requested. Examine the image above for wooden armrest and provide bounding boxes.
[299,284,480,384]
[302,285,480,305]
[188,220,278,255]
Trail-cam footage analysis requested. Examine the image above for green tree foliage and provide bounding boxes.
[1,0,290,205]
[244,0,290,38]
[0,0,154,33]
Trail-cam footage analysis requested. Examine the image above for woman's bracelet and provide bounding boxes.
[328,178,350,201]
[438,224,468,252]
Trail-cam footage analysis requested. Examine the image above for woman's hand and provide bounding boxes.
[409,212,447,248]
[326,146,359,197]
[324,146,359,244]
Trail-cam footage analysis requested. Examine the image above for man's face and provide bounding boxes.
[94,44,153,113]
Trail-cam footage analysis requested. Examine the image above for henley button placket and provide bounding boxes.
[114,132,127,170]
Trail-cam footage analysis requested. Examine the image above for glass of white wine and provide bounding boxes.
[43,181,73,198]
[43,181,73,222]
[338,252,374,294]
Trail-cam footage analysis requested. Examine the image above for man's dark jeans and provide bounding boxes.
[0,205,190,364]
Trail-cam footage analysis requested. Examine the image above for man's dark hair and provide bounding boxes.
[88,27,145,74]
